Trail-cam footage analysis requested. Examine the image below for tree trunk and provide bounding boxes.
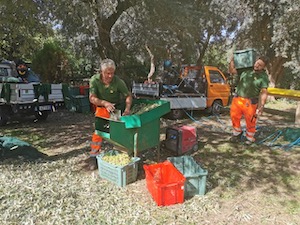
[92,0,137,60]
[296,101,300,125]
[268,56,286,87]
[145,45,155,82]
[267,55,287,101]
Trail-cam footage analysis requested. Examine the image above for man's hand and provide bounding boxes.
[256,105,264,116]
[103,101,115,112]
[122,108,130,116]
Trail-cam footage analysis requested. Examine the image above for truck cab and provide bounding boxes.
[203,66,230,113]
[0,60,18,81]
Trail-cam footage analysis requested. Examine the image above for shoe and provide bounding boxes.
[83,157,98,171]
[245,140,255,145]
[229,134,242,143]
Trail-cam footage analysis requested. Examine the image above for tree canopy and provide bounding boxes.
[0,0,299,88]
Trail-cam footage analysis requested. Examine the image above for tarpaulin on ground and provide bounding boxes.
[0,136,47,159]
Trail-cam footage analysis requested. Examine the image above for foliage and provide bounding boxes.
[0,0,52,61]
[230,0,300,89]
[1,0,299,88]
[31,40,71,83]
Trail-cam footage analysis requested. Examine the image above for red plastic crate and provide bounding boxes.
[79,85,89,96]
[143,161,186,206]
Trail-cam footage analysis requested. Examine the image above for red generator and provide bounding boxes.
[164,125,198,155]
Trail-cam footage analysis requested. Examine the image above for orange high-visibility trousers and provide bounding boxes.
[90,107,110,157]
[230,96,258,142]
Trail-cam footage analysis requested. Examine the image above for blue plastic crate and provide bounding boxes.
[167,156,208,197]
[96,150,140,187]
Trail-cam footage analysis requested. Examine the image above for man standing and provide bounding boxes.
[86,59,132,170]
[229,56,269,144]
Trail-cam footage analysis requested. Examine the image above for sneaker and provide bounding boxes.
[229,133,242,143]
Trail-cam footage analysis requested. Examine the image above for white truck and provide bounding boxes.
[0,60,64,126]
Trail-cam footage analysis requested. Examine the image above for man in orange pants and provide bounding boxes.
[85,59,132,170]
[229,56,269,144]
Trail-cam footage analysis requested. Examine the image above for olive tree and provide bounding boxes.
[228,0,300,88]
[0,0,52,60]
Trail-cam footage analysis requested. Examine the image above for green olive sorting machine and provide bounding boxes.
[95,99,170,158]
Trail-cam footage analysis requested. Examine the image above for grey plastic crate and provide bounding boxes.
[168,156,208,197]
[234,49,256,69]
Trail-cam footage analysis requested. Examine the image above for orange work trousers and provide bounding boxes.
[90,107,110,157]
[230,96,258,142]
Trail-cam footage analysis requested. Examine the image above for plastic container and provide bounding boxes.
[96,150,140,187]
[167,156,208,197]
[143,161,186,206]
[73,95,90,113]
[95,99,170,156]
[233,49,256,69]
[79,85,89,96]
[69,86,80,96]
[165,125,198,155]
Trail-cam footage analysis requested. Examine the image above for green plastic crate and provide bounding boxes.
[233,49,257,69]
[76,105,90,113]
[72,95,90,113]
[167,156,208,197]
[96,150,140,187]
[73,95,89,106]
[69,86,80,96]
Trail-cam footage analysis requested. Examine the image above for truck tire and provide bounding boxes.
[0,107,8,126]
[207,100,223,115]
[35,111,49,121]
[168,109,184,120]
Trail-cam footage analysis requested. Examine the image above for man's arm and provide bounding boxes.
[257,88,268,115]
[123,94,132,115]
[89,93,116,112]
[228,57,238,75]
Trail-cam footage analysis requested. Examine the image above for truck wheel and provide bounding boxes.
[168,109,184,120]
[207,100,223,115]
[35,111,49,121]
[0,107,8,126]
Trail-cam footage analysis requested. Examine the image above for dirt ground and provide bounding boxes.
[1,101,300,224]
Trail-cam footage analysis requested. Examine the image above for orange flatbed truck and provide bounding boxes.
[132,65,231,119]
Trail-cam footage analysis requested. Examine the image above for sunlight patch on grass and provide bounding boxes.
[216,143,232,152]
[286,200,300,215]
[266,99,297,111]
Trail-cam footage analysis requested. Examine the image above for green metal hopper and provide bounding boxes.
[95,99,170,157]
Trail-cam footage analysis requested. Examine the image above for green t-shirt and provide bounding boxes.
[89,74,130,104]
[236,70,269,98]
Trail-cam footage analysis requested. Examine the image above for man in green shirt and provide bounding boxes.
[229,56,269,144]
[85,59,132,170]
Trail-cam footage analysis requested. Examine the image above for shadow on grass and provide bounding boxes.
[2,108,299,198]
[156,111,299,198]
[190,132,299,197]
[0,146,87,164]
